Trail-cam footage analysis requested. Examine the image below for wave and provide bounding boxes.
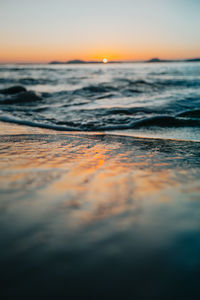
[158,78,200,88]
[0,116,76,131]
[19,78,55,85]
[114,78,154,86]
[114,77,200,89]
[0,77,54,85]
[90,107,158,116]
[131,116,200,128]
[70,81,157,98]
[0,86,42,104]
[1,114,200,133]
[0,85,27,94]
[72,84,118,95]
[1,75,199,102]
[69,78,200,98]
[177,109,200,118]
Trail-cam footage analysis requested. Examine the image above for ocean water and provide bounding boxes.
[1,63,200,299]
[0,62,200,140]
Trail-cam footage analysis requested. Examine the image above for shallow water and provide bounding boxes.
[0,62,200,140]
[0,123,200,299]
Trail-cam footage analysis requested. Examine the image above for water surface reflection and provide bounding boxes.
[0,124,200,299]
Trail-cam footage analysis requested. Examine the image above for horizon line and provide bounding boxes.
[0,57,200,65]
[0,56,200,65]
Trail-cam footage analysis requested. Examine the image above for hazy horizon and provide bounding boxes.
[0,0,200,63]
[1,57,200,65]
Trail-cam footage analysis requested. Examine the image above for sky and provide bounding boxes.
[0,0,200,63]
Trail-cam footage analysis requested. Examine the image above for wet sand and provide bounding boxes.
[0,122,200,299]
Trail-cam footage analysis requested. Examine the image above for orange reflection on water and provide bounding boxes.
[1,123,197,232]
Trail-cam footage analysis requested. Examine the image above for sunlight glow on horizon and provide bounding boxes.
[0,0,200,63]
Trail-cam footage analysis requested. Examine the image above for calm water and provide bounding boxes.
[0,62,200,140]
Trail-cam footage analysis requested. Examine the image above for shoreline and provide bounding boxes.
[1,120,200,143]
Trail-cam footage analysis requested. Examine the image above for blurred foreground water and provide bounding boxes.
[0,123,200,299]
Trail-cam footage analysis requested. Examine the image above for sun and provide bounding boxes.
[103,58,108,63]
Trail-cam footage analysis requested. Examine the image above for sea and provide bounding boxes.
[0,62,200,140]
[1,62,200,299]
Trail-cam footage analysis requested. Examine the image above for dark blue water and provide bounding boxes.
[0,62,200,140]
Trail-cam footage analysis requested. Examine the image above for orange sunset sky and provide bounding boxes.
[0,0,200,63]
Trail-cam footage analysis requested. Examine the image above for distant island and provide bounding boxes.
[49,58,200,64]
[50,59,105,65]
[147,58,171,63]
[49,59,124,64]
[185,58,200,62]
[147,57,200,63]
